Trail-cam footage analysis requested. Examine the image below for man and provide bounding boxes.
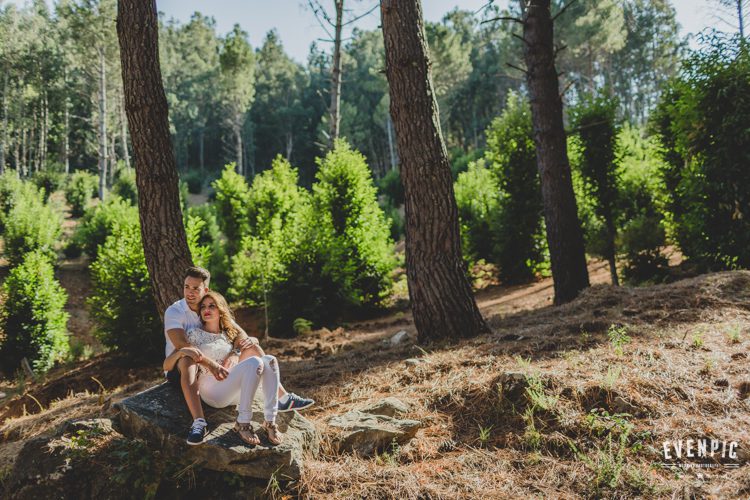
[165,266,314,445]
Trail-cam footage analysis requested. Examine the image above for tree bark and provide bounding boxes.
[118,90,131,170]
[380,0,490,343]
[0,73,7,174]
[63,68,70,174]
[97,47,108,200]
[521,0,589,304]
[117,0,194,317]
[328,0,344,147]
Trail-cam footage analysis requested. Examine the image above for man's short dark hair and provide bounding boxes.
[184,266,210,288]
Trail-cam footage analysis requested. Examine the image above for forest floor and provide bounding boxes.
[1,201,749,498]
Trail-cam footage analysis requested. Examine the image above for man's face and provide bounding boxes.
[183,276,208,308]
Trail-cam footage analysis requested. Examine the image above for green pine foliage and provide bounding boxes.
[111,169,138,205]
[312,139,395,308]
[653,33,750,269]
[88,219,162,360]
[454,158,500,263]
[71,196,139,259]
[2,185,63,267]
[211,164,251,256]
[0,250,69,373]
[65,171,99,217]
[186,204,228,291]
[485,92,545,284]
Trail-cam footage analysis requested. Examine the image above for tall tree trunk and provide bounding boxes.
[381,0,490,343]
[738,0,745,38]
[235,125,244,176]
[41,92,49,169]
[328,0,344,147]
[30,110,37,174]
[117,0,193,317]
[521,0,589,304]
[98,47,108,200]
[198,126,205,171]
[386,113,397,170]
[0,72,7,174]
[118,91,131,169]
[63,69,70,174]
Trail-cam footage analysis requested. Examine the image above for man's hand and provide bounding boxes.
[237,337,259,351]
[222,353,240,370]
[179,347,203,363]
[206,359,229,381]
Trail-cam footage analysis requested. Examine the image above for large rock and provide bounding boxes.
[327,397,420,456]
[115,383,319,480]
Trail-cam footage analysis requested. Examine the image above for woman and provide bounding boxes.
[163,291,283,446]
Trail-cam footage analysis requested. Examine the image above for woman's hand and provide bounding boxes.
[237,337,259,351]
[206,359,229,381]
[179,347,203,363]
[222,353,240,370]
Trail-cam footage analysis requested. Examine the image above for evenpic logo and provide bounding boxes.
[660,438,742,469]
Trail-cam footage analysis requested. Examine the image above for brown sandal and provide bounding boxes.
[234,421,260,446]
[262,420,283,446]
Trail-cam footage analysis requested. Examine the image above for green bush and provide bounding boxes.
[186,204,228,291]
[211,164,250,256]
[65,171,99,217]
[229,156,309,304]
[31,170,66,202]
[111,169,138,205]
[653,33,750,268]
[183,170,203,194]
[0,250,69,373]
[454,158,500,263]
[3,188,63,266]
[88,219,162,360]
[570,93,621,281]
[485,92,545,283]
[71,196,139,260]
[376,168,404,207]
[312,139,395,308]
[0,173,38,231]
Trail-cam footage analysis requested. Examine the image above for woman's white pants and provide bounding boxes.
[198,355,279,423]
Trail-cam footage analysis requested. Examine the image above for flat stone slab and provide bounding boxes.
[115,383,319,480]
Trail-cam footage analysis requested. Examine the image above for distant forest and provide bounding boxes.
[0,0,682,183]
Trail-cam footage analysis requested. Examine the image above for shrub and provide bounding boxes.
[212,164,250,256]
[377,168,404,207]
[653,33,750,268]
[570,92,621,283]
[454,158,500,263]
[0,250,69,373]
[186,204,228,291]
[485,92,545,283]
[71,196,139,260]
[111,169,138,205]
[31,170,66,202]
[229,156,309,304]
[183,170,204,194]
[0,173,39,231]
[88,219,162,360]
[3,189,63,266]
[312,139,395,307]
[65,171,99,217]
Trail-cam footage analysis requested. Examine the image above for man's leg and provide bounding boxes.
[178,356,205,420]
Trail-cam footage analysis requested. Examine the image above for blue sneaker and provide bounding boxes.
[187,418,208,445]
[278,393,315,412]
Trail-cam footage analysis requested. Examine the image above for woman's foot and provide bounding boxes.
[234,421,260,446]
[262,420,283,446]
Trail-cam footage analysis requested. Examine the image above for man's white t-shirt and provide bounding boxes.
[163,298,202,358]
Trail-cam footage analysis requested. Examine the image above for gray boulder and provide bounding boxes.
[327,397,420,456]
[115,383,319,480]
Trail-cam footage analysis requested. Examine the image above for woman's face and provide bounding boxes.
[199,297,219,323]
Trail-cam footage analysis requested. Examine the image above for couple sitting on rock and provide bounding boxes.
[162,266,314,446]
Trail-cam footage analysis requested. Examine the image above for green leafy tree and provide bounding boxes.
[0,250,69,373]
[454,159,500,263]
[485,92,545,283]
[570,92,621,285]
[211,164,251,256]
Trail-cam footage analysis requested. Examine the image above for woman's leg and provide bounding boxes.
[260,355,280,422]
[200,356,263,424]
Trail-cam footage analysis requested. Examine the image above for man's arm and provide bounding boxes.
[167,328,192,350]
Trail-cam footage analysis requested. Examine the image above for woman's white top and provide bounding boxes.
[186,327,232,376]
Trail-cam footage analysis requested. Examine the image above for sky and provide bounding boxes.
[153,0,742,62]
